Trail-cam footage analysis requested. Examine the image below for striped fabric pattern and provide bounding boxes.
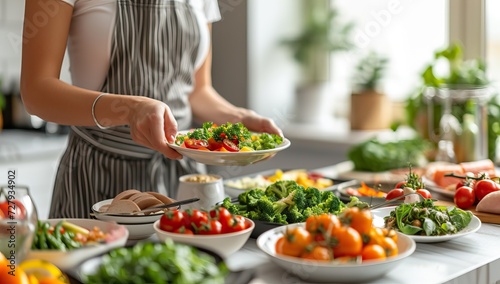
[49,0,202,218]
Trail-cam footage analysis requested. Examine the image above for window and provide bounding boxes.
[486,0,500,88]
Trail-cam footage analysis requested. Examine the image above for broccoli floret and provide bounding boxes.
[284,205,304,224]
[265,180,303,201]
[302,205,325,219]
[319,192,346,214]
[220,197,248,216]
[304,187,322,208]
[238,189,265,207]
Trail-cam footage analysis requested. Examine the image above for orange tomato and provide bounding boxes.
[331,226,363,258]
[275,236,285,255]
[381,236,398,257]
[364,227,385,246]
[300,245,332,261]
[340,207,373,235]
[361,244,387,261]
[281,227,313,257]
[382,228,398,243]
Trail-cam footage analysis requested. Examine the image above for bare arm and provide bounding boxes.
[189,25,282,136]
[20,0,181,159]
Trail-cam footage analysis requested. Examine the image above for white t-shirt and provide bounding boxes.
[59,0,221,91]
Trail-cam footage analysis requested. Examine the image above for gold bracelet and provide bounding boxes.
[91,93,110,129]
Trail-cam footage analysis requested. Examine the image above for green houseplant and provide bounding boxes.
[282,0,354,123]
[405,44,500,163]
[350,51,390,130]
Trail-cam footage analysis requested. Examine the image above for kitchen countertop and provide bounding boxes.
[0,129,68,162]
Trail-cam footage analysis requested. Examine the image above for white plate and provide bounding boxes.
[371,206,481,243]
[26,219,128,270]
[91,199,164,224]
[168,131,291,166]
[422,176,455,198]
[256,223,416,283]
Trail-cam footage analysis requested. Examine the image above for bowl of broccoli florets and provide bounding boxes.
[220,180,347,238]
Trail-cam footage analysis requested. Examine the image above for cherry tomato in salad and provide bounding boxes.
[385,188,404,201]
[184,138,209,150]
[474,179,499,201]
[207,137,223,151]
[454,186,475,209]
[395,181,407,189]
[222,139,239,152]
[416,189,432,199]
[159,210,185,232]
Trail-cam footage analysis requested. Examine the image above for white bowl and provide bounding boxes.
[256,223,416,283]
[26,219,128,271]
[153,218,255,258]
[121,222,156,240]
[92,199,165,224]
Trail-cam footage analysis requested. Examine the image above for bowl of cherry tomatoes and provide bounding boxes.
[153,207,254,258]
[256,209,416,283]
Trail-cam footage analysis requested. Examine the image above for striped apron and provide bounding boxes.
[49,0,204,219]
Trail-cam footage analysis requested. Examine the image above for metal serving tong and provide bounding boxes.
[369,192,430,210]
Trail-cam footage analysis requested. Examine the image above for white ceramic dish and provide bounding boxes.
[372,206,481,243]
[153,217,254,258]
[91,199,165,224]
[256,223,416,283]
[25,219,128,271]
[168,131,291,166]
[121,222,156,240]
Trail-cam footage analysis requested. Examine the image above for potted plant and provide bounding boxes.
[282,0,354,123]
[405,44,500,163]
[349,51,390,130]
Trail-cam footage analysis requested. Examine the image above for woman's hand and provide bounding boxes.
[241,109,283,137]
[127,97,183,160]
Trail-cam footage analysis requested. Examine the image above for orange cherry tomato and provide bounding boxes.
[340,207,373,235]
[281,227,313,257]
[364,227,385,246]
[362,244,387,261]
[275,236,285,255]
[331,226,363,258]
[381,236,398,257]
[300,245,332,261]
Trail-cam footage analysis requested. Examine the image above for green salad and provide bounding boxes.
[175,122,283,151]
[383,199,473,236]
[85,240,228,284]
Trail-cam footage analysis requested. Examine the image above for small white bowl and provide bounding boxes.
[153,217,254,258]
[121,222,156,240]
[26,219,128,271]
[91,199,165,224]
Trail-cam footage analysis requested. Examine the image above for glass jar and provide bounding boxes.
[424,86,492,163]
[0,185,38,267]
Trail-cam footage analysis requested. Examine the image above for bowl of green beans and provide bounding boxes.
[25,218,128,271]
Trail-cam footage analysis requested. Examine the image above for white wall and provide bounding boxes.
[0,1,71,92]
[247,0,304,126]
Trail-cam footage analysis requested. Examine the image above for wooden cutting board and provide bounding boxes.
[435,200,500,225]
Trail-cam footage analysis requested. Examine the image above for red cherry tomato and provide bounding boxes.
[186,209,209,229]
[184,138,209,150]
[222,139,239,152]
[454,186,475,209]
[474,179,500,201]
[416,189,432,199]
[395,181,406,189]
[173,226,194,235]
[209,207,232,224]
[223,215,247,233]
[159,209,185,232]
[385,188,404,201]
[0,200,26,220]
[198,220,223,235]
[207,137,223,151]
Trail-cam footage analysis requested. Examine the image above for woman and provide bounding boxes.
[21,0,281,218]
